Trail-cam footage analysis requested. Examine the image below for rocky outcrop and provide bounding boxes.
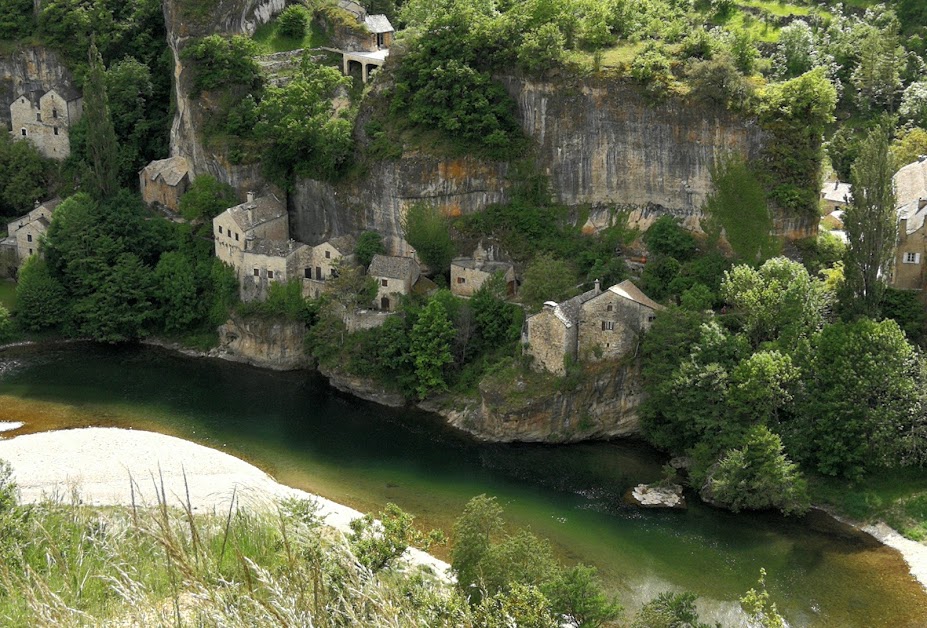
[0,46,74,129]
[319,365,406,407]
[164,0,284,188]
[439,361,643,443]
[290,155,510,245]
[625,483,686,509]
[216,315,309,370]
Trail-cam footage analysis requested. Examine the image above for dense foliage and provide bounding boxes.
[0,135,57,219]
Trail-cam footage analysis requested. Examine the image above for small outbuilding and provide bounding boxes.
[368,253,420,311]
[140,156,191,212]
[450,257,516,298]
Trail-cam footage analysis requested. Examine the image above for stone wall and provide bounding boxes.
[524,309,572,375]
[894,226,927,291]
[578,293,652,362]
[0,47,73,131]
[217,314,308,370]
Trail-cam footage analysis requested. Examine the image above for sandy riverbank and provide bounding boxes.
[0,427,450,579]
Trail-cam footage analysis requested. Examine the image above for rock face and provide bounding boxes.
[0,46,74,130]
[319,365,406,408]
[442,361,643,443]
[216,315,309,370]
[164,0,284,187]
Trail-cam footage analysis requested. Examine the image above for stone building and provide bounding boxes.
[301,235,356,298]
[523,280,662,375]
[1,198,61,276]
[820,180,852,214]
[450,257,516,298]
[139,156,191,211]
[10,88,82,159]
[213,192,289,300]
[337,0,394,82]
[368,253,420,311]
[892,157,927,292]
[240,239,310,302]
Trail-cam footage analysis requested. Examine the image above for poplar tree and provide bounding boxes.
[843,127,897,318]
[84,43,120,200]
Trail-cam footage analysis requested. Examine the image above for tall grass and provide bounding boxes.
[0,468,466,626]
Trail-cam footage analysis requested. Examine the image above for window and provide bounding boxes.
[325,250,330,259]
[904,252,921,264]
[601,321,615,331]
[267,271,274,279]
[36,113,41,122]
[457,277,465,284]
[28,248,33,255]
[219,226,223,235]
[20,129,26,136]
[235,232,239,241]
[305,268,311,279]
[647,314,656,323]
[52,109,58,119]
[606,304,613,312]
[53,127,58,136]
[27,234,32,242]
[381,279,388,287]
[253,268,259,276]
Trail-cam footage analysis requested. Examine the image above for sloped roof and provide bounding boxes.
[224,194,286,232]
[245,239,307,258]
[451,257,513,274]
[368,254,418,279]
[15,90,44,107]
[46,85,82,103]
[608,280,664,311]
[143,156,190,187]
[895,158,927,210]
[365,14,393,33]
[328,234,357,255]
[821,181,852,205]
[540,288,599,328]
[899,199,927,235]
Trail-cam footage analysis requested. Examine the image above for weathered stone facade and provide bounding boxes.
[524,280,662,375]
[300,236,356,298]
[140,156,191,211]
[892,159,927,292]
[10,88,81,159]
[3,198,60,272]
[450,258,516,298]
[368,253,419,311]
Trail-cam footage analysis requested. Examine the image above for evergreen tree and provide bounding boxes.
[409,297,455,399]
[84,43,120,200]
[843,128,896,318]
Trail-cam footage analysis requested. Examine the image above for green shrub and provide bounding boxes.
[277,5,309,39]
[181,35,262,95]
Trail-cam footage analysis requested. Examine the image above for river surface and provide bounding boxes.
[1,343,926,626]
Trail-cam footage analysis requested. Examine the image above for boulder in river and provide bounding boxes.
[625,482,686,509]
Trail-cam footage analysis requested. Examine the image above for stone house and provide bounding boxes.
[892,157,927,292]
[240,239,310,302]
[450,257,517,298]
[820,180,852,214]
[10,88,82,160]
[368,253,420,311]
[523,280,662,375]
[336,0,394,83]
[2,198,61,275]
[301,235,356,299]
[139,156,191,212]
[213,193,289,299]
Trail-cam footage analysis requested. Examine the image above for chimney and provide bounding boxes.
[899,218,908,243]
[246,191,255,203]
[594,278,601,294]
[246,208,253,224]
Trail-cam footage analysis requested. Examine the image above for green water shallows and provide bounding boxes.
[1,344,926,627]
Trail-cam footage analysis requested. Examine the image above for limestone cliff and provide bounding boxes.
[164,0,284,188]
[426,361,643,443]
[216,315,309,370]
[0,46,74,129]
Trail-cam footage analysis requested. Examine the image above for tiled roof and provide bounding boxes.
[551,288,599,328]
[224,194,286,232]
[821,181,852,205]
[245,239,307,258]
[143,156,190,187]
[365,14,393,33]
[895,158,927,210]
[328,234,357,254]
[608,280,664,311]
[368,254,418,279]
[451,257,513,274]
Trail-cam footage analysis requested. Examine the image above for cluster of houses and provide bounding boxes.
[0,199,59,278]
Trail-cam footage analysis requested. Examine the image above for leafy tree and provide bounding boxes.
[256,55,353,183]
[827,125,865,182]
[517,23,565,74]
[843,127,896,318]
[354,231,386,268]
[792,318,920,479]
[891,127,927,168]
[727,350,798,424]
[473,584,558,628]
[851,17,904,112]
[472,272,520,352]
[702,158,776,262]
[154,252,200,332]
[0,134,55,218]
[276,5,308,39]
[643,216,696,261]
[72,252,155,341]
[409,297,455,398]
[0,305,14,344]
[720,257,830,349]
[178,175,237,222]
[687,53,752,109]
[327,261,378,311]
[881,287,927,345]
[181,35,262,95]
[741,569,787,628]
[546,564,622,628]
[0,0,34,39]
[703,425,809,515]
[84,43,120,201]
[775,20,815,78]
[641,256,681,302]
[479,529,561,598]
[401,203,454,275]
[14,258,69,331]
[900,81,927,127]
[519,253,577,309]
[348,502,444,573]
[452,494,505,598]
[632,591,713,628]
[730,29,758,75]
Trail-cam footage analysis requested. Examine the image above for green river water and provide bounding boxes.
[1,343,926,626]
